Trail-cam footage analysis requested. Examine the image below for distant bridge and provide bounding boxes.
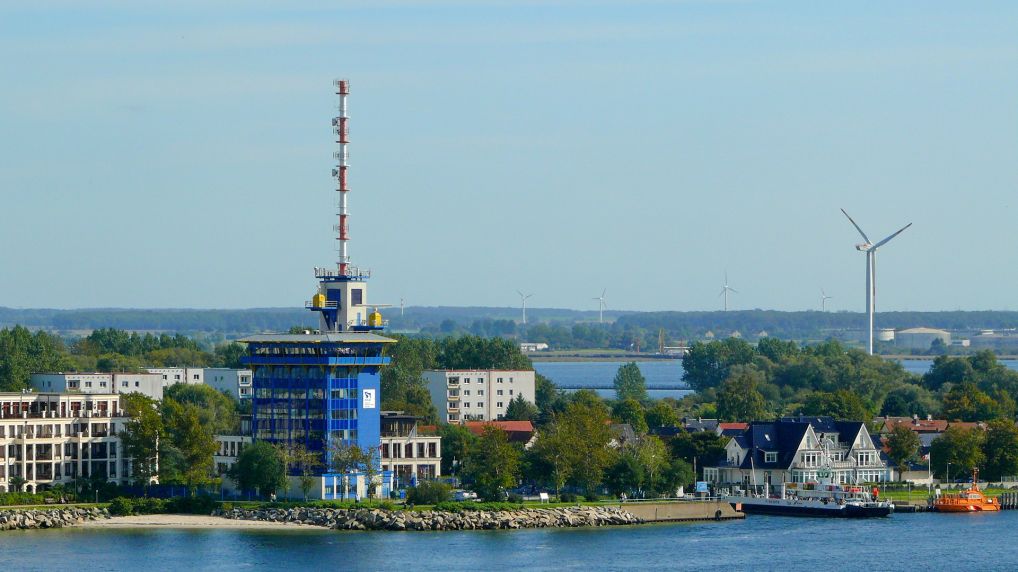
[558,384,689,391]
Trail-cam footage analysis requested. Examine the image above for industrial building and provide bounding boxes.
[894,327,951,351]
[0,392,136,493]
[424,369,537,424]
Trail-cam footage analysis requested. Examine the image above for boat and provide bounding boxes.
[723,437,894,518]
[933,468,1000,513]
[726,481,894,518]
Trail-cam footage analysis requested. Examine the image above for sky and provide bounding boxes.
[2,1,1017,313]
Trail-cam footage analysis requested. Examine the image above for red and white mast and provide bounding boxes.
[333,79,351,275]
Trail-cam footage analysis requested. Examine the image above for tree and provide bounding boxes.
[885,425,921,474]
[559,401,613,497]
[929,427,986,481]
[613,362,648,402]
[603,453,642,497]
[280,442,321,501]
[922,355,975,391]
[462,426,520,501]
[436,423,477,476]
[230,441,286,499]
[880,384,937,418]
[534,373,563,414]
[982,419,1018,481]
[8,476,26,493]
[612,398,649,435]
[163,383,239,434]
[530,422,573,497]
[669,431,727,476]
[118,393,163,487]
[716,366,769,422]
[681,338,756,392]
[162,401,218,493]
[802,390,871,421]
[327,442,377,498]
[659,459,695,496]
[504,394,539,422]
[645,401,679,430]
[635,436,669,494]
[941,382,1010,422]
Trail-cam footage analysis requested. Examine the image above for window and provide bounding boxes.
[801,452,819,467]
[352,289,363,306]
[476,402,483,408]
[464,390,471,396]
[85,382,92,388]
[764,452,777,463]
[497,402,503,408]
[497,378,503,383]
[478,390,484,396]
[121,381,129,387]
[135,382,140,387]
[509,390,513,396]
[478,378,484,384]
[497,390,503,396]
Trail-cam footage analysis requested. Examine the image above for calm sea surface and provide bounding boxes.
[533,359,1018,396]
[4,512,1018,571]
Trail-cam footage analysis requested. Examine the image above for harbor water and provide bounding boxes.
[4,512,1018,571]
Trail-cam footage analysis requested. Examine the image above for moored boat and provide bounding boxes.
[726,482,894,518]
[933,468,1000,513]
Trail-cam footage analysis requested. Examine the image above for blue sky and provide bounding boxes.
[2,1,1017,312]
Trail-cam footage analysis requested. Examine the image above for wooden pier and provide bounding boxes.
[1000,492,1018,510]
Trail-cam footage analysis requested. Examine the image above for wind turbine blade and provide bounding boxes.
[729,288,739,294]
[872,222,912,249]
[840,208,871,243]
[601,288,607,298]
[719,289,726,297]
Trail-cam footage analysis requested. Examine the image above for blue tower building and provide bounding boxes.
[241,79,396,499]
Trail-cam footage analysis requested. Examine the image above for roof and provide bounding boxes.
[897,327,950,335]
[881,417,949,433]
[239,333,395,344]
[464,420,535,442]
[683,418,720,432]
[732,416,868,471]
[718,422,749,431]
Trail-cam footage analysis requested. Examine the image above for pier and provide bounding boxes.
[619,500,744,522]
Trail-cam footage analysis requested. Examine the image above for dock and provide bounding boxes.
[619,500,744,522]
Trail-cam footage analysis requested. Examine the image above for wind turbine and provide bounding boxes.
[821,289,832,312]
[719,272,738,311]
[593,289,607,323]
[840,208,912,355]
[400,298,405,317]
[517,290,534,325]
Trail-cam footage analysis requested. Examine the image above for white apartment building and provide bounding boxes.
[204,368,253,400]
[379,412,441,485]
[146,367,204,388]
[31,373,164,400]
[0,392,135,493]
[424,370,536,424]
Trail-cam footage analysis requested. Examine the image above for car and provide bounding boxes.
[453,490,478,501]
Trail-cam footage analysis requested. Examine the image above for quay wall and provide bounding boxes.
[620,501,744,522]
[0,507,110,531]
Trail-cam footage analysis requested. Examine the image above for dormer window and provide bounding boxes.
[764,451,778,463]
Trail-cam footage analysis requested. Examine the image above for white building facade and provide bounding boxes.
[379,412,441,485]
[146,367,205,389]
[204,368,254,400]
[0,392,135,493]
[424,370,536,424]
[31,373,164,400]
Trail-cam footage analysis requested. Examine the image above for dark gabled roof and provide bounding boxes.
[738,421,809,471]
[682,418,720,432]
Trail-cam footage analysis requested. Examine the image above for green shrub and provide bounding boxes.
[558,493,577,503]
[133,497,167,514]
[432,501,524,513]
[583,493,600,502]
[407,481,452,505]
[108,497,135,516]
[166,495,217,515]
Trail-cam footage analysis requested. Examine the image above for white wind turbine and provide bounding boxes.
[517,290,534,325]
[400,298,405,317]
[719,272,738,311]
[821,289,832,312]
[593,289,607,323]
[840,208,912,355]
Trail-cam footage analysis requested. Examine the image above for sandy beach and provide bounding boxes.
[77,514,324,530]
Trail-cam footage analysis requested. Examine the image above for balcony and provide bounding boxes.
[447,405,459,413]
[447,394,460,402]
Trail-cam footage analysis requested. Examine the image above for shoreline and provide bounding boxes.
[77,513,322,530]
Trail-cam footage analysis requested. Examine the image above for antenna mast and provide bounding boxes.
[333,79,351,275]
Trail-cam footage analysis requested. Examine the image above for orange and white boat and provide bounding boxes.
[934,468,1000,513]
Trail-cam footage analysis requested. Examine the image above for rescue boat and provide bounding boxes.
[933,468,1000,513]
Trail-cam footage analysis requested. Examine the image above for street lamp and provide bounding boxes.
[946,462,952,489]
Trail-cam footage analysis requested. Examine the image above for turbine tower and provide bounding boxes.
[593,289,607,323]
[719,272,738,311]
[840,209,912,355]
[821,289,832,312]
[400,298,405,317]
[517,290,534,325]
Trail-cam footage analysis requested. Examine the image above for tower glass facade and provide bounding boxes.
[242,333,393,498]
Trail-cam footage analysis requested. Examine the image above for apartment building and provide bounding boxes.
[423,370,536,424]
[379,412,440,486]
[204,368,253,400]
[31,372,164,400]
[0,392,134,493]
[145,367,204,388]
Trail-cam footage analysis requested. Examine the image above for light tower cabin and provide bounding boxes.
[240,79,396,499]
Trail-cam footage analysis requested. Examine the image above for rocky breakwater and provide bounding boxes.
[216,505,642,531]
[0,507,110,531]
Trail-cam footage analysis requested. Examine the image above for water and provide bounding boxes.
[533,360,690,398]
[5,513,1018,571]
[897,358,1018,376]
